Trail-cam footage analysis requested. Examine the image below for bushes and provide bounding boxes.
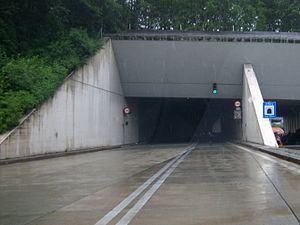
[2,57,54,92]
[0,47,7,95]
[0,28,101,133]
[0,91,36,132]
[42,28,100,69]
[0,57,67,133]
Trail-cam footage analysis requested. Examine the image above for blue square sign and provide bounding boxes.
[263,102,277,118]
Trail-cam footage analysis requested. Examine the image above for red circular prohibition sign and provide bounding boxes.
[123,107,131,115]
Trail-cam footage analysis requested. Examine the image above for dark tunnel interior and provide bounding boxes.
[135,98,241,144]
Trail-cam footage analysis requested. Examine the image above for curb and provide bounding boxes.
[0,145,122,166]
[237,142,300,165]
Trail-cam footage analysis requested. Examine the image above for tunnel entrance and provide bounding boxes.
[134,98,240,144]
[271,100,300,146]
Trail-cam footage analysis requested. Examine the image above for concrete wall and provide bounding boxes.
[0,40,138,160]
[113,40,300,100]
[242,64,277,147]
[285,116,300,133]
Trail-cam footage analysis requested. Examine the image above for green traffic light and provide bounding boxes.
[212,82,217,94]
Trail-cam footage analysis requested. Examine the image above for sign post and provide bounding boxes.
[234,110,242,120]
[263,102,277,119]
[122,107,131,144]
[234,100,242,120]
[123,107,131,115]
[234,101,241,108]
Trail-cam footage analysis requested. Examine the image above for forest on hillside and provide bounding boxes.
[1,0,300,133]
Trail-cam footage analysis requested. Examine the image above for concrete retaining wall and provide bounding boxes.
[0,40,138,160]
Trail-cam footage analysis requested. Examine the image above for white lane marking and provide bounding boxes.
[116,149,192,225]
[94,144,195,225]
[231,143,300,174]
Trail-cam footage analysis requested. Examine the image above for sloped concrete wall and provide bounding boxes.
[0,40,138,160]
[242,64,277,147]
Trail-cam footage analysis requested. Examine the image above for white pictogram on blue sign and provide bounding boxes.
[263,102,277,118]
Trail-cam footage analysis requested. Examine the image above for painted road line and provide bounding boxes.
[94,144,195,225]
[116,148,193,225]
[231,143,300,173]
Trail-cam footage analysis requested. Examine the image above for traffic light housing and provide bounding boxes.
[212,83,217,95]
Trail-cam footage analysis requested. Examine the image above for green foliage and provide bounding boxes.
[0,47,7,69]
[0,28,100,133]
[0,91,36,132]
[0,47,8,95]
[0,56,68,132]
[1,57,51,92]
[127,0,300,32]
[42,29,100,69]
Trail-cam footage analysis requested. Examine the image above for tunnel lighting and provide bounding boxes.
[212,83,217,95]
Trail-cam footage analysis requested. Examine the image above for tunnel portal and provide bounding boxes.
[135,98,240,144]
[3,32,300,159]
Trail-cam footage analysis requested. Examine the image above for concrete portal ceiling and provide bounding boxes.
[110,32,300,100]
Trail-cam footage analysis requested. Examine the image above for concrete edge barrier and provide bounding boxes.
[235,141,300,165]
[0,145,123,166]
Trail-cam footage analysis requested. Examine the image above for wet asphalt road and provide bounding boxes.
[1,143,300,225]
